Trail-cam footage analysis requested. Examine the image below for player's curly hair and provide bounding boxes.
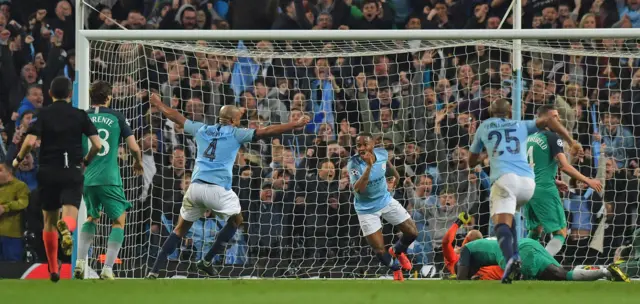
[90,80,112,105]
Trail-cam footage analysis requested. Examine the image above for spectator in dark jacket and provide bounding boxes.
[272,0,312,29]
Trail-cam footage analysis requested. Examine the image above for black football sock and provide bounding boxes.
[203,222,237,262]
[495,223,515,261]
[151,233,181,274]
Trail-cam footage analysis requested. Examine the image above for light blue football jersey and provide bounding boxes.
[347,147,392,214]
[469,118,538,184]
[184,120,255,190]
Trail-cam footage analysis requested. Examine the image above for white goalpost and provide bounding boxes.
[75,0,640,280]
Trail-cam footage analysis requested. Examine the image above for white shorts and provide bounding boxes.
[357,198,411,236]
[180,182,241,222]
[490,173,535,216]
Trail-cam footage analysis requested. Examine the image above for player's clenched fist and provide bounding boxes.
[295,115,311,128]
[569,141,583,157]
[149,93,162,107]
[361,152,375,166]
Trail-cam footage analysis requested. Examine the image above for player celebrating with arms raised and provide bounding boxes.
[468,99,578,283]
[524,105,602,257]
[348,133,418,281]
[74,81,144,280]
[146,93,310,279]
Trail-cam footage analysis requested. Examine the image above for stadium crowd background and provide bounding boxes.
[1,0,640,278]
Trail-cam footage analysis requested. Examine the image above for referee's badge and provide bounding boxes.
[557,139,564,147]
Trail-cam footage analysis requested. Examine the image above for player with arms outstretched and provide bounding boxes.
[74,81,144,280]
[468,98,579,283]
[443,212,503,280]
[525,105,602,257]
[348,133,418,281]
[146,93,310,278]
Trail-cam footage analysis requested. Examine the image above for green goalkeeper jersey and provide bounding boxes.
[465,238,505,268]
[82,106,133,187]
[526,131,564,188]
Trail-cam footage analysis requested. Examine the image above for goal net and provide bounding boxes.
[82,36,640,279]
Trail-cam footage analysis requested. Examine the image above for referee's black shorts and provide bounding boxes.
[36,166,84,211]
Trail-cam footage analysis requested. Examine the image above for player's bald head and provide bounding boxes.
[461,229,482,247]
[220,105,240,124]
[489,98,512,118]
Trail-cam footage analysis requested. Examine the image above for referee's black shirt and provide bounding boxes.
[27,101,98,169]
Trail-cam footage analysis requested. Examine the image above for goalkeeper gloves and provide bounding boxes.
[455,212,472,226]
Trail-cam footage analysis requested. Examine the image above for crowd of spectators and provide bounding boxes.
[1,0,640,278]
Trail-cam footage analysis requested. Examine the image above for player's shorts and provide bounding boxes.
[180,181,241,222]
[475,266,504,280]
[357,198,411,236]
[36,166,84,211]
[490,173,535,216]
[83,185,131,221]
[524,186,566,233]
[519,239,562,279]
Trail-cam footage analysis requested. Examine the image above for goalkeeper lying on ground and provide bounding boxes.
[443,212,503,280]
[457,238,630,282]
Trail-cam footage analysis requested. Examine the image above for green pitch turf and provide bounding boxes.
[3,280,637,304]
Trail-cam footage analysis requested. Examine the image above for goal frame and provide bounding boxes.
[74,0,640,279]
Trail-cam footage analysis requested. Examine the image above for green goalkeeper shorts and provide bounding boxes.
[84,185,131,221]
[524,186,567,233]
[518,239,562,280]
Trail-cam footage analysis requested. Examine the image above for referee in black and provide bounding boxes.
[12,76,102,282]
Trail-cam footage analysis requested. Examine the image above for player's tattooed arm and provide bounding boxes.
[535,116,577,150]
[149,93,186,128]
[125,135,144,175]
[556,153,603,193]
[386,161,400,188]
[255,115,310,138]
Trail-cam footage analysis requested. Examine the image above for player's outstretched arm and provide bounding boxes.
[254,115,310,138]
[149,93,187,128]
[125,135,144,175]
[556,153,603,193]
[535,116,577,151]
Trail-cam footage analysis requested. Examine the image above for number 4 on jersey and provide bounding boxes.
[203,139,218,161]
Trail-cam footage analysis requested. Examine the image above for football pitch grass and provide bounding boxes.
[3,279,637,304]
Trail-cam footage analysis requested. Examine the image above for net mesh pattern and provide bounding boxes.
[83,37,640,278]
